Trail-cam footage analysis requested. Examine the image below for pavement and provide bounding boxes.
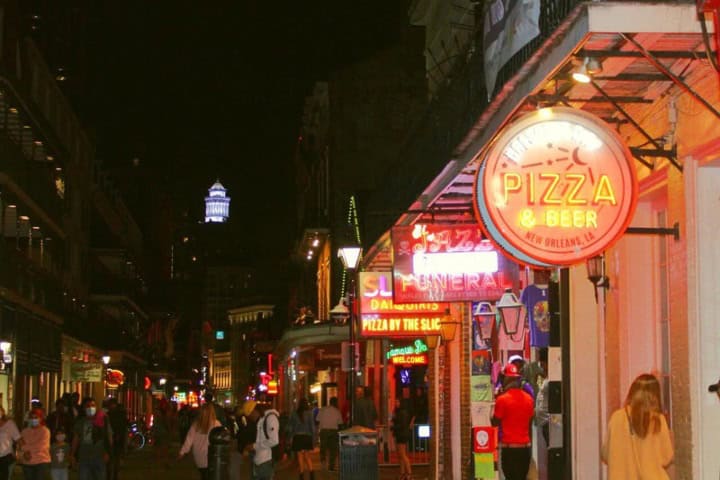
[11,442,430,480]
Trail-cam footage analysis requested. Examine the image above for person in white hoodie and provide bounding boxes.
[241,401,279,480]
[178,404,221,480]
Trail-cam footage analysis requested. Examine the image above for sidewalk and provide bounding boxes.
[11,443,430,480]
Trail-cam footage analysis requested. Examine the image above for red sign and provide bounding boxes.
[391,225,516,303]
[475,108,638,266]
[359,271,446,337]
[473,426,498,453]
[105,369,125,388]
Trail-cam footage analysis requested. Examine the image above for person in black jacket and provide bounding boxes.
[391,398,414,480]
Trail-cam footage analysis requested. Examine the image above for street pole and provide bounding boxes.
[349,273,356,427]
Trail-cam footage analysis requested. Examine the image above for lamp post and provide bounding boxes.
[337,241,362,426]
[101,354,111,399]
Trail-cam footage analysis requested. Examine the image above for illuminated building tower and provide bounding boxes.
[204,180,231,223]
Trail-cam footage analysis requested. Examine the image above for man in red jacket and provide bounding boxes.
[492,363,535,480]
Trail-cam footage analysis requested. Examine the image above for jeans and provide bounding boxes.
[79,458,107,480]
[21,463,50,480]
[252,460,273,480]
[51,468,69,480]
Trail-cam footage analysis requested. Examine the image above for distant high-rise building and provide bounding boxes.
[204,181,230,223]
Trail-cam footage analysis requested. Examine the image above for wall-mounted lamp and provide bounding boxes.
[101,354,111,365]
[496,289,524,335]
[439,309,462,343]
[425,334,440,350]
[586,254,610,302]
[572,57,603,83]
[473,301,496,340]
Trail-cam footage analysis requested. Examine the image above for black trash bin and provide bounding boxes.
[339,426,379,480]
[208,426,232,480]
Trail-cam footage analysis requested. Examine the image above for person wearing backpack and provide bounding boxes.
[241,401,279,480]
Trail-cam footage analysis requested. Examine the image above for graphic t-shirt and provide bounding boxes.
[73,417,111,462]
[521,284,550,347]
[51,443,70,469]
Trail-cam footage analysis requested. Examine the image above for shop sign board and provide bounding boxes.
[389,354,428,365]
[391,224,514,303]
[473,426,498,453]
[386,339,429,365]
[474,107,638,266]
[70,362,103,382]
[359,271,446,337]
[105,369,125,388]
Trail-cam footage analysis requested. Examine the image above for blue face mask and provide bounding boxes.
[29,418,40,427]
[86,407,96,417]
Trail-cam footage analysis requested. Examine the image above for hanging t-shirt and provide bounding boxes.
[497,316,525,352]
[521,284,550,347]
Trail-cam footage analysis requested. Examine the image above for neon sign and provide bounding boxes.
[386,339,428,359]
[387,340,429,365]
[389,354,428,365]
[359,271,446,337]
[391,225,516,302]
[475,108,638,266]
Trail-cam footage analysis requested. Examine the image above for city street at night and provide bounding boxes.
[0,0,719,479]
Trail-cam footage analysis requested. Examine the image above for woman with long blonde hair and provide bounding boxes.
[178,404,221,480]
[602,373,674,479]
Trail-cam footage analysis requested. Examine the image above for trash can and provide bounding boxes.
[208,426,233,480]
[339,426,379,480]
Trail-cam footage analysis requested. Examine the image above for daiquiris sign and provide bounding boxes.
[358,271,447,337]
[474,107,638,266]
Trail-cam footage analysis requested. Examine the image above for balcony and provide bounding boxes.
[366,0,583,244]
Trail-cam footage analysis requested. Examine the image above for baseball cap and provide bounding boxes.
[240,400,257,417]
[508,354,525,365]
[709,379,720,393]
[504,363,522,378]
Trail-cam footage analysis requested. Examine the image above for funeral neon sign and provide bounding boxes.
[474,107,638,267]
[391,225,515,303]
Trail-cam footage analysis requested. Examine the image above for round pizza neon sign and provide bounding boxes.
[475,108,638,266]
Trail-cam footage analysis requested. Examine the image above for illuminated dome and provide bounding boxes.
[204,180,230,223]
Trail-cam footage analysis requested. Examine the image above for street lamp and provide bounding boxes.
[496,288,523,335]
[329,297,350,325]
[337,239,362,426]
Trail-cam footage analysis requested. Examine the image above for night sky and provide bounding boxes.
[73,1,407,261]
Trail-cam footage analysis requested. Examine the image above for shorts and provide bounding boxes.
[291,433,313,452]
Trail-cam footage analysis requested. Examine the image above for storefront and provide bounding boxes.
[362,2,720,478]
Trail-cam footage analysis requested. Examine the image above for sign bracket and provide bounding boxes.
[625,222,680,241]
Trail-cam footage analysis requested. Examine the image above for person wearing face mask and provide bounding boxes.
[0,405,21,480]
[50,428,70,480]
[19,408,51,480]
[70,398,113,480]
